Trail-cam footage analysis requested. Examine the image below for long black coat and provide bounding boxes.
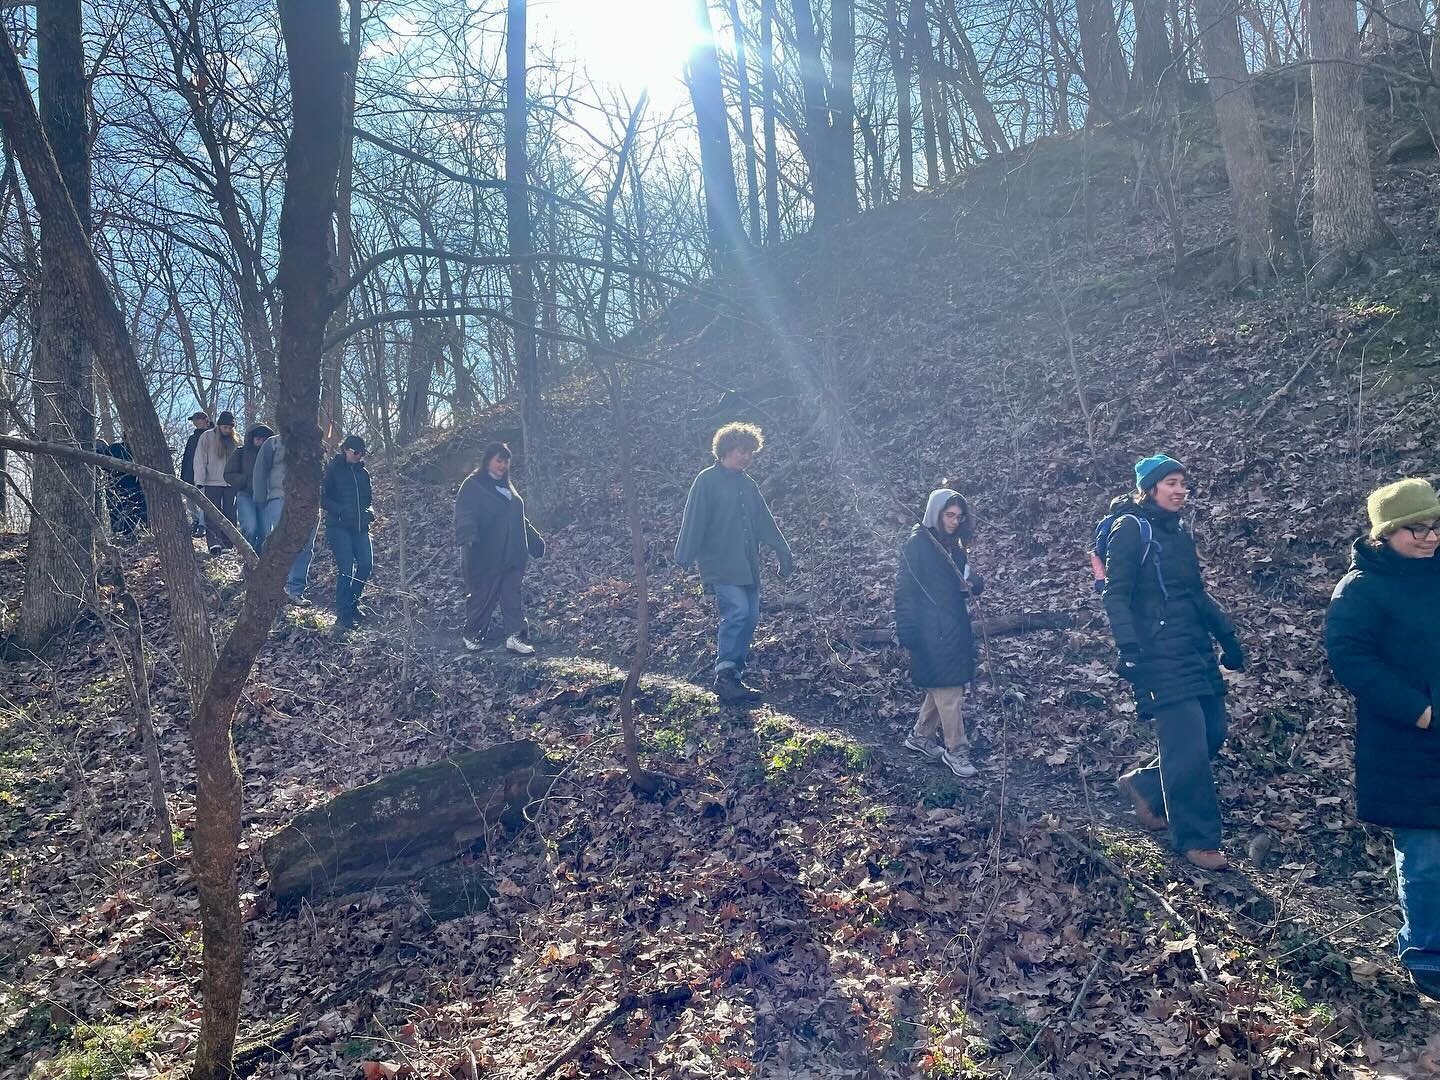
[894,525,984,688]
[1101,496,1236,712]
[454,472,544,580]
[1326,538,1440,828]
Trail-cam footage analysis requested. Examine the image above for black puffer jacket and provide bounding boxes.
[1101,495,1237,712]
[223,424,275,495]
[894,525,985,689]
[1326,538,1440,828]
[321,452,373,532]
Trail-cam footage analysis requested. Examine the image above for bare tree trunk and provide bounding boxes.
[828,0,859,217]
[760,0,781,241]
[688,0,745,267]
[1194,0,1297,283]
[397,320,440,445]
[1131,0,1177,108]
[1310,0,1392,283]
[723,0,763,245]
[506,0,543,499]
[792,0,846,223]
[322,0,363,447]
[17,0,93,652]
[887,0,916,196]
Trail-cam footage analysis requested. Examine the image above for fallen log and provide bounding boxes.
[261,739,552,906]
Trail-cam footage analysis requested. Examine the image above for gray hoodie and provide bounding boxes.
[921,489,973,582]
[251,434,286,506]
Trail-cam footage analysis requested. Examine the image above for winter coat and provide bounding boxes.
[1326,538,1440,829]
[224,425,274,495]
[193,426,238,488]
[673,463,791,587]
[180,426,207,485]
[107,442,147,532]
[1101,495,1237,712]
[894,523,985,689]
[321,453,373,532]
[454,472,545,580]
[251,435,286,506]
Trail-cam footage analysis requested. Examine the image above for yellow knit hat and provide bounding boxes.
[1367,478,1440,540]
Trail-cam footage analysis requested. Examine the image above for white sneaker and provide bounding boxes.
[903,734,945,760]
[505,635,535,655]
[463,637,485,652]
[941,750,978,778]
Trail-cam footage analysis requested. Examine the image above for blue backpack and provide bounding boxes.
[1090,513,1168,598]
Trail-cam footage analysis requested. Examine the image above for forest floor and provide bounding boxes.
[9,82,1440,1078]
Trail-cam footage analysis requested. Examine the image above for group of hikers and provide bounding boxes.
[157,413,1440,998]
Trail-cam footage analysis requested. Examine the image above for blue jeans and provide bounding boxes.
[236,493,262,551]
[328,524,373,618]
[712,583,760,675]
[259,498,316,598]
[1394,829,1440,987]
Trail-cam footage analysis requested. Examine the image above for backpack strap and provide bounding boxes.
[1110,514,1168,601]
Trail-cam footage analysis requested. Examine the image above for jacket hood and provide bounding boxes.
[1108,493,1139,514]
[922,489,962,529]
[246,424,275,444]
[1348,535,1440,577]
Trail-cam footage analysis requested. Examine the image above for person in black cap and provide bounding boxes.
[322,435,374,631]
[194,410,239,555]
[179,411,210,537]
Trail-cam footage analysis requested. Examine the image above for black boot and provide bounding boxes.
[714,669,763,704]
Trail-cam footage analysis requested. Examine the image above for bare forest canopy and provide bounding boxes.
[6,0,1440,1078]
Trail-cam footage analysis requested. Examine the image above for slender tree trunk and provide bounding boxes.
[505,0,543,495]
[1194,0,1297,282]
[760,0,781,241]
[828,0,859,217]
[723,0,763,244]
[17,0,93,652]
[1131,0,1177,108]
[1076,0,1130,121]
[911,0,941,185]
[933,7,1011,153]
[792,0,838,223]
[688,0,745,266]
[887,0,916,196]
[322,0,363,446]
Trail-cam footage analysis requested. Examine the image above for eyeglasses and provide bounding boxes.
[1401,522,1440,539]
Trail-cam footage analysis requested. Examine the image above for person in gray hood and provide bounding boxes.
[252,433,316,603]
[894,488,984,778]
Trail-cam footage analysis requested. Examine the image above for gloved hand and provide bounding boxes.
[1219,638,1246,672]
[967,570,986,597]
[1116,645,1145,683]
[364,508,377,526]
[778,552,795,579]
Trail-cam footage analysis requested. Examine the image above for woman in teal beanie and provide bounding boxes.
[1326,478,1440,999]
[1102,454,1245,872]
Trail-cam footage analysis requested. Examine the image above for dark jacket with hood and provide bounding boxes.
[1101,494,1237,712]
[674,462,792,587]
[1326,538,1440,828]
[894,490,986,689]
[180,425,207,485]
[224,424,275,495]
[454,469,545,579]
[321,451,373,532]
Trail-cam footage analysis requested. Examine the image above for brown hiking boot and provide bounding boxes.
[1184,848,1230,871]
[1116,771,1168,831]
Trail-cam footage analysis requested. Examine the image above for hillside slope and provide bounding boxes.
[7,86,1440,1077]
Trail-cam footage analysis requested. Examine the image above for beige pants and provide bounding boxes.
[913,687,968,753]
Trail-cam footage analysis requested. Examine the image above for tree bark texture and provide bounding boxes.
[1309,0,1391,278]
[17,0,93,652]
[1131,0,1177,108]
[505,0,543,487]
[688,0,745,265]
[827,0,859,218]
[886,0,916,196]
[723,0,763,245]
[1076,0,1130,120]
[760,0,781,240]
[1194,0,1296,282]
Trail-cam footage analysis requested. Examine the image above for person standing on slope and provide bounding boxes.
[225,422,275,553]
[454,442,546,655]
[674,422,793,704]
[322,435,375,632]
[1103,454,1245,872]
[1325,478,1440,1000]
[252,432,317,604]
[193,410,239,555]
[179,410,210,537]
[895,488,983,779]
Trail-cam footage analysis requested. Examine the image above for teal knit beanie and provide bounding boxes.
[1135,454,1184,492]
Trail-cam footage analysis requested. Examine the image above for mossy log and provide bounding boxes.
[261,739,551,905]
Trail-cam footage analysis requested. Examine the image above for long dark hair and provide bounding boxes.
[477,442,516,492]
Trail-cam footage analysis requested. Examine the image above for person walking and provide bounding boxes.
[454,442,546,654]
[252,432,316,604]
[107,441,148,537]
[895,489,983,779]
[322,435,374,631]
[1103,454,1245,872]
[674,423,793,704]
[225,423,274,552]
[1325,478,1440,999]
[179,411,210,537]
[193,410,239,555]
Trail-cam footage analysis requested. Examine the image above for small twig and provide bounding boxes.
[1254,340,1332,424]
[1054,829,1209,983]
[530,987,694,1080]
[1014,954,1106,1071]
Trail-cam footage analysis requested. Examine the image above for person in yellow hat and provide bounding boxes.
[1326,477,1440,999]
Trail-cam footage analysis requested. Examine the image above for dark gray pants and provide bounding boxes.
[1130,695,1227,852]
